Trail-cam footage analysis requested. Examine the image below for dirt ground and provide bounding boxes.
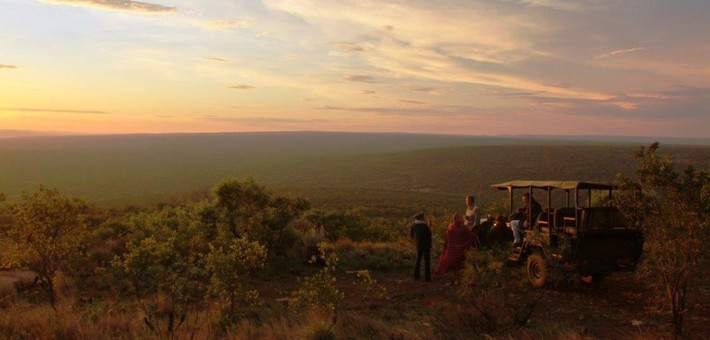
[325,264,710,339]
[2,264,708,339]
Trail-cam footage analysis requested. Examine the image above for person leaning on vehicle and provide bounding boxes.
[410,213,432,282]
[510,193,542,246]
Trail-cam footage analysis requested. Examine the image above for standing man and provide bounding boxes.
[410,213,432,282]
[465,195,481,232]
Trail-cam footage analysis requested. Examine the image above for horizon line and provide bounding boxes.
[1,129,709,144]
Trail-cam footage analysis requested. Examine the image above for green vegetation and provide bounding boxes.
[615,143,709,338]
[2,133,708,219]
[0,135,709,339]
[0,186,88,307]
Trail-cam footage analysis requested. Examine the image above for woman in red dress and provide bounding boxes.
[436,213,475,275]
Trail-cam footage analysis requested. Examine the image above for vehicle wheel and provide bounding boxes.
[526,253,547,288]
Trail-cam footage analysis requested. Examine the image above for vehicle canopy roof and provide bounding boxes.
[491,180,615,191]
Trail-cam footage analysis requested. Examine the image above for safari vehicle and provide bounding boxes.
[491,181,644,287]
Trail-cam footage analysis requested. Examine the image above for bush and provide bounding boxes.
[290,243,343,314]
[205,237,267,319]
[615,143,709,338]
[0,186,89,307]
[459,248,543,333]
[304,209,365,241]
[111,205,210,336]
[212,178,310,254]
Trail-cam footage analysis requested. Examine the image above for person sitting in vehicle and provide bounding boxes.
[510,193,542,246]
[486,215,514,248]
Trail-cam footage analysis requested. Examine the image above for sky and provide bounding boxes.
[0,0,709,137]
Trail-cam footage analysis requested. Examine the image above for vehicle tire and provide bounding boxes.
[526,253,547,288]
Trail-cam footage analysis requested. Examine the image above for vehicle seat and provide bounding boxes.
[580,207,623,231]
[537,209,552,233]
[554,207,578,232]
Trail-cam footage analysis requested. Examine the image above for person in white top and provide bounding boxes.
[465,195,481,232]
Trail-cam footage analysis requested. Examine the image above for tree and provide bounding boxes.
[213,177,271,239]
[290,242,343,329]
[205,237,266,318]
[615,143,709,338]
[212,178,310,252]
[0,186,88,307]
[112,205,210,336]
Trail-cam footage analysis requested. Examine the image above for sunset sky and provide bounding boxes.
[1,0,709,137]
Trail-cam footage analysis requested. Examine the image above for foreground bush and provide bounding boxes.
[111,205,211,336]
[459,248,543,333]
[0,186,88,307]
[206,237,267,319]
[616,143,709,338]
[290,243,343,313]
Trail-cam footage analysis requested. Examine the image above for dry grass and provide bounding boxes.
[333,239,415,272]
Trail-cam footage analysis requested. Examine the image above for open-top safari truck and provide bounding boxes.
[491,181,644,287]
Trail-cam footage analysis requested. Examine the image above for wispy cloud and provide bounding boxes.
[330,42,364,52]
[203,115,328,124]
[318,104,477,117]
[406,85,449,95]
[194,20,252,30]
[227,85,254,90]
[359,90,375,95]
[399,99,427,104]
[204,57,228,62]
[526,86,710,119]
[594,47,646,60]
[342,75,379,83]
[0,64,18,69]
[40,0,175,13]
[0,107,109,114]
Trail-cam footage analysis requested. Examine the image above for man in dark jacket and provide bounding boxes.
[410,213,432,282]
[511,193,543,246]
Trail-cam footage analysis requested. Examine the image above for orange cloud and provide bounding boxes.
[40,0,175,12]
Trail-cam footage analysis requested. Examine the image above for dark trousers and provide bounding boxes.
[414,248,431,282]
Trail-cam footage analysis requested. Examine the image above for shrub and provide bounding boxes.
[0,186,89,307]
[212,178,310,254]
[615,143,709,338]
[352,270,388,302]
[205,237,267,319]
[459,248,543,333]
[290,243,343,314]
[303,209,367,241]
[111,205,210,336]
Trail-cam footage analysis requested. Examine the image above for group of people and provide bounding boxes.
[409,193,541,282]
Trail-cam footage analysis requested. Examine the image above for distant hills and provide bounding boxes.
[0,129,72,139]
[2,130,709,145]
[1,131,709,216]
